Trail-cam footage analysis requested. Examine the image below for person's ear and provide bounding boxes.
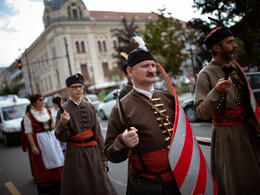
[213,44,221,52]
[126,67,132,77]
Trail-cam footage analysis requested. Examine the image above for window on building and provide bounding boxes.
[72,9,78,18]
[45,53,48,64]
[45,77,48,90]
[37,59,40,71]
[41,79,44,91]
[52,47,56,59]
[76,41,80,53]
[48,75,52,89]
[41,56,44,68]
[81,41,86,53]
[102,62,109,77]
[81,64,88,80]
[68,6,71,18]
[79,9,82,18]
[103,41,107,52]
[113,40,117,48]
[56,69,60,84]
[98,41,102,52]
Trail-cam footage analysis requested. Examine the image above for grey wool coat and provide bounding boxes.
[55,99,116,195]
[194,61,260,195]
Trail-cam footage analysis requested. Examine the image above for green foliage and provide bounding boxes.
[111,17,139,69]
[108,66,124,82]
[142,8,190,74]
[98,89,113,101]
[0,83,23,96]
[174,85,190,94]
[189,0,260,66]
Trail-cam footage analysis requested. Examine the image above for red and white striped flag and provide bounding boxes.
[157,63,218,195]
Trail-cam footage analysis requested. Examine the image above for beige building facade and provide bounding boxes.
[21,0,158,97]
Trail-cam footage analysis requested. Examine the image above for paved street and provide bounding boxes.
[0,113,212,195]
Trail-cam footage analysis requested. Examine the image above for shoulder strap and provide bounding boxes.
[133,90,173,137]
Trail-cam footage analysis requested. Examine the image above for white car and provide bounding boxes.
[0,96,30,145]
[86,94,100,112]
[98,90,118,120]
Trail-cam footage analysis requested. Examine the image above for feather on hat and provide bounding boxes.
[126,32,155,68]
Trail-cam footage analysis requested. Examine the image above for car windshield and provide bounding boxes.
[104,92,114,102]
[88,96,99,102]
[2,104,27,121]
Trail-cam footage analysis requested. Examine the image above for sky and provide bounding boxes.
[0,0,205,68]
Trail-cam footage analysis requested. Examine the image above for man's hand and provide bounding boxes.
[215,77,232,94]
[60,110,70,126]
[122,127,139,148]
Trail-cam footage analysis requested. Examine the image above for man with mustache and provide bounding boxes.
[194,27,260,194]
[105,47,181,194]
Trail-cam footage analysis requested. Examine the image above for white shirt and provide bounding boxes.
[133,85,154,99]
[69,97,82,106]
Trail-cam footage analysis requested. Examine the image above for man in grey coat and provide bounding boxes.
[55,73,116,195]
[194,27,260,194]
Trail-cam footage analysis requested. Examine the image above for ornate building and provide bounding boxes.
[21,0,158,97]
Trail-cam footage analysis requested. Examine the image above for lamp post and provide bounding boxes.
[64,37,72,75]
[25,49,33,94]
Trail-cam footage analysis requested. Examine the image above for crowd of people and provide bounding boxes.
[19,26,259,195]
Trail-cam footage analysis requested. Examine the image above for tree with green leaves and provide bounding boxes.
[111,17,139,69]
[142,8,190,74]
[188,0,260,66]
[0,83,23,96]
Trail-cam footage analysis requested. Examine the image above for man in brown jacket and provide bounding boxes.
[55,73,116,195]
[194,27,260,194]
[105,46,180,194]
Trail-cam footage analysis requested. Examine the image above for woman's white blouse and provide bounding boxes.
[24,108,51,134]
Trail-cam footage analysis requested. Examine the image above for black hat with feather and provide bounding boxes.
[204,17,233,50]
[126,32,155,68]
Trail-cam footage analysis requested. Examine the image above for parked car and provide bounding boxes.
[0,96,30,145]
[86,94,100,112]
[245,72,260,105]
[181,97,199,122]
[181,72,260,122]
[98,90,118,120]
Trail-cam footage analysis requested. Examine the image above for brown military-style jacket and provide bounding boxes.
[105,89,180,194]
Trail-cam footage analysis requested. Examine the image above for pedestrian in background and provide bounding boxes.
[194,26,260,194]
[119,63,133,99]
[24,93,64,194]
[55,73,116,195]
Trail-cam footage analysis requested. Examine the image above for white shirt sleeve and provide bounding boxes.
[24,115,33,134]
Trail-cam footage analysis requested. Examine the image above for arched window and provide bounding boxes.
[113,40,117,48]
[68,6,71,18]
[81,41,85,53]
[75,41,80,53]
[103,41,107,52]
[72,9,78,18]
[98,41,102,52]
